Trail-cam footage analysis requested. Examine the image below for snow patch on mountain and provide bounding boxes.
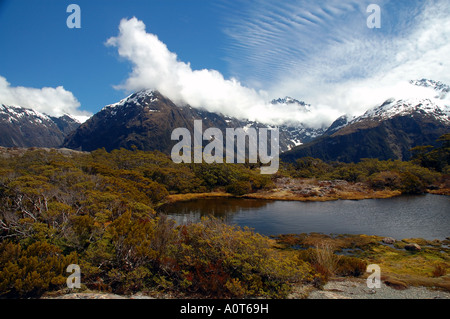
[350,80,450,125]
[409,79,450,99]
[271,96,311,112]
[103,89,158,110]
[353,98,449,124]
[1,104,53,124]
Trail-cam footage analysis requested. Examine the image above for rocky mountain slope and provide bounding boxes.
[281,79,450,163]
[63,90,321,153]
[3,78,447,164]
[0,104,80,148]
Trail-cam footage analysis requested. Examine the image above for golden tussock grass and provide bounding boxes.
[276,233,450,292]
[165,192,233,203]
[427,188,450,196]
[244,189,401,202]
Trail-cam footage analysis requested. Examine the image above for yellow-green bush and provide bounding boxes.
[0,241,78,297]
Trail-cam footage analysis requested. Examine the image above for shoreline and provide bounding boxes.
[242,189,402,201]
[165,188,448,204]
[164,192,234,203]
[153,184,450,299]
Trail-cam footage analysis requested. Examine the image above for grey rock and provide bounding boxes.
[382,237,396,244]
[405,243,421,251]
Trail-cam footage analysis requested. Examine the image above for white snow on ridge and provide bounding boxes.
[0,104,83,124]
[102,90,158,111]
[343,80,450,126]
[352,97,450,124]
[410,79,450,96]
[0,104,52,123]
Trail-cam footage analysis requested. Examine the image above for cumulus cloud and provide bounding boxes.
[106,17,316,126]
[0,76,91,122]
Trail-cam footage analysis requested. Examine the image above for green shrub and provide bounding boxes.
[336,256,367,277]
[171,218,312,298]
[368,171,402,190]
[400,171,425,194]
[225,180,252,196]
[0,241,78,297]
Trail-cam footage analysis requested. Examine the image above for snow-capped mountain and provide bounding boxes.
[323,79,450,132]
[102,89,159,112]
[64,90,323,153]
[281,79,450,163]
[353,97,449,124]
[4,78,447,162]
[271,96,312,112]
[0,104,80,148]
[270,96,325,149]
[409,78,449,99]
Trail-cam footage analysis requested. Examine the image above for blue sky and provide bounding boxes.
[0,0,449,126]
[0,0,228,119]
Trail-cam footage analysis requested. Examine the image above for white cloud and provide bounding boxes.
[220,0,368,82]
[107,0,450,129]
[222,0,450,124]
[0,76,91,122]
[300,1,449,113]
[106,17,316,126]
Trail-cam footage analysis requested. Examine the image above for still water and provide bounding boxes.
[159,194,450,240]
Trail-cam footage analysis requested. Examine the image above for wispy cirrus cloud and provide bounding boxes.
[220,0,367,83]
[108,1,450,128]
[219,0,450,123]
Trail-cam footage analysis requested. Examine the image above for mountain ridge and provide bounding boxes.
[0,104,80,148]
[62,90,324,153]
[281,80,450,163]
[2,78,448,165]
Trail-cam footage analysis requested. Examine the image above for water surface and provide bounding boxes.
[159,194,450,240]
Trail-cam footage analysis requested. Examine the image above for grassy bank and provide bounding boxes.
[165,192,233,203]
[275,233,450,292]
[243,189,402,202]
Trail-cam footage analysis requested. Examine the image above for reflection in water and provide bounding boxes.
[158,198,270,224]
[158,194,450,240]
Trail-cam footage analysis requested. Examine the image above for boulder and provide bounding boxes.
[382,237,396,244]
[404,243,421,251]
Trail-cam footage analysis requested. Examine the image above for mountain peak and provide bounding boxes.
[270,96,311,114]
[271,96,308,106]
[103,89,159,110]
[410,78,450,92]
[1,104,51,124]
[0,104,81,148]
[353,98,449,124]
[344,80,450,125]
